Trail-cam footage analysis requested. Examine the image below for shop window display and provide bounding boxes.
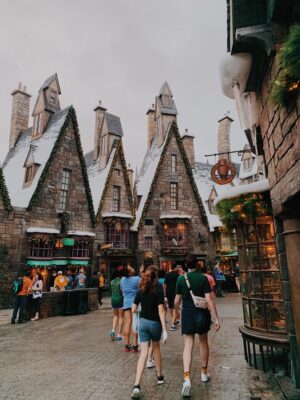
[239,216,287,333]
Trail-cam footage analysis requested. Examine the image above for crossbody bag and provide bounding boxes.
[184,274,208,309]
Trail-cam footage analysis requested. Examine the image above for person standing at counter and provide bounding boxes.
[54,271,68,291]
[66,270,74,290]
[75,269,87,289]
[11,271,32,324]
[31,273,43,321]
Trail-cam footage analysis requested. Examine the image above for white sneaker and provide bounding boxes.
[31,316,39,321]
[146,359,155,369]
[181,379,191,397]
[201,372,210,382]
[131,385,141,398]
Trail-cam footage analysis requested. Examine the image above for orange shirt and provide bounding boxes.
[18,276,33,296]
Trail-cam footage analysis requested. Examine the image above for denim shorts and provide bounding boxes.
[181,300,211,335]
[139,318,162,342]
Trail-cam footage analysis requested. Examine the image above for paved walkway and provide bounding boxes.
[0,294,289,400]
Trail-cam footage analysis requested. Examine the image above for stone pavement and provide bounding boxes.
[0,294,291,400]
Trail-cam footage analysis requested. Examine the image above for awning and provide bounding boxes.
[159,256,186,261]
[27,227,60,234]
[26,259,89,266]
[27,260,53,266]
[67,231,95,237]
[68,260,89,265]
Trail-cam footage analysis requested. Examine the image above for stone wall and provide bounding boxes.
[259,54,300,216]
[137,134,212,263]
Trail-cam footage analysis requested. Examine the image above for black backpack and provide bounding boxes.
[12,277,23,294]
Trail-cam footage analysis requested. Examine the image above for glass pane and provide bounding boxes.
[250,300,266,330]
[259,244,278,270]
[265,301,286,332]
[256,216,275,242]
[245,245,260,270]
[262,271,283,300]
[241,272,248,296]
[247,271,263,298]
[244,223,257,243]
[243,300,250,326]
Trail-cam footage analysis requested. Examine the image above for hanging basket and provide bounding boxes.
[62,238,75,246]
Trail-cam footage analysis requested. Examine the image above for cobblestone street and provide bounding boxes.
[0,294,288,400]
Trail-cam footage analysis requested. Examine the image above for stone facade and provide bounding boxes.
[9,84,31,149]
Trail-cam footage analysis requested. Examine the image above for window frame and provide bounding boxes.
[171,154,177,173]
[144,236,153,250]
[59,168,71,211]
[105,222,129,248]
[112,185,121,212]
[170,182,178,210]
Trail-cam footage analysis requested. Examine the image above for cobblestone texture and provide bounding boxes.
[0,294,287,400]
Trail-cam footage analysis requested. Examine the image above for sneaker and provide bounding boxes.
[115,335,122,341]
[11,319,15,325]
[31,316,39,321]
[201,372,210,382]
[147,359,155,369]
[174,320,180,326]
[131,345,139,353]
[131,385,141,399]
[124,344,132,352]
[157,375,165,385]
[170,325,177,331]
[182,379,191,397]
[110,331,115,341]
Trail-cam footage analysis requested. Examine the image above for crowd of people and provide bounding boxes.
[108,257,221,399]
[10,268,105,324]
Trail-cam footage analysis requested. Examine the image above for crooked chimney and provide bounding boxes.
[146,104,156,150]
[127,163,134,193]
[9,83,31,149]
[181,129,195,169]
[217,115,233,161]
[93,100,107,161]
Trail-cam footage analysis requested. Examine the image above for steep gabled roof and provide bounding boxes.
[157,81,178,116]
[2,107,95,225]
[132,121,208,231]
[40,73,61,94]
[106,113,123,137]
[85,140,134,220]
[0,166,12,211]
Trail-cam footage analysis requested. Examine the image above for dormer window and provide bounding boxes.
[33,113,42,137]
[244,158,251,170]
[23,163,39,187]
[50,90,57,103]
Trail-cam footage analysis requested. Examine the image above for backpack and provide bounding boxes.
[12,277,23,294]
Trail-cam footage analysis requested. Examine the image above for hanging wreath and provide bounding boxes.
[270,24,300,107]
[28,234,55,244]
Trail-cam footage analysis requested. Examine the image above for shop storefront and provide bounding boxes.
[216,183,289,374]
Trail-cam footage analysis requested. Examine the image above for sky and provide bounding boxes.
[0,0,245,173]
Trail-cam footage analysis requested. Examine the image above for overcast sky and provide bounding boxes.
[0,0,245,172]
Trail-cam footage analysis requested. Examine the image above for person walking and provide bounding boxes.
[121,265,140,352]
[98,271,104,305]
[214,262,225,297]
[31,272,43,321]
[11,270,33,324]
[131,266,167,399]
[164,263,180,331]
[175,256,220,397]
[110,267,124,341]
[233,262,241,292]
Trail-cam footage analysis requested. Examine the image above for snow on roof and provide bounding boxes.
[102,212,133,219]
[27,227,60,234]
[67,230,95,237]
[215,178,270,205]
[85,148,116,214]
[239,158,258,179]
[2,107,71,208]
[131,135,166,231]
[160,214,191,219]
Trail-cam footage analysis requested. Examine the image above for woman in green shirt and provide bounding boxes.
[110,267,124,341]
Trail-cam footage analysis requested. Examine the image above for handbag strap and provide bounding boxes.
[184,274,194,296]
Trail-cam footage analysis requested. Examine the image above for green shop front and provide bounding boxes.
[26,227,95,290]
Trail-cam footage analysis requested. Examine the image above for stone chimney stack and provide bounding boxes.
[146,104,156,150]
[127,163,134,193]
[9,83,31,149]
[93,101,107,160]
[217,115,233,161]
[181,129,195,169]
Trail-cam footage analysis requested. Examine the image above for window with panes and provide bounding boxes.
[33,113,42,136]
[171,154,177,173]
[70,241,90,258]
[170,183,178,210]
[29,238,53,258]
[144,236,153,249]
[59,169,71,211]
[105,222,129,248]
[112,186,121,212]
[50,90,57,103]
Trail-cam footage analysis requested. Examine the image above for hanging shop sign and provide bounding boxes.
[211,158,236,185]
